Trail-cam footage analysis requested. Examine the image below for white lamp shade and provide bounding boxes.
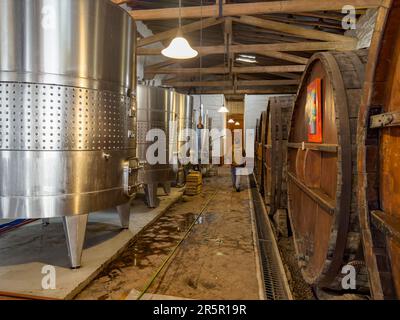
[218,106,229,113]
[235,122,240,126]
[162,37,198,59]
[228,118,235,124]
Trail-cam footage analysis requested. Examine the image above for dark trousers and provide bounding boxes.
[231,167,241,190]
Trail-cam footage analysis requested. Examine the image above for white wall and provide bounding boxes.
[244,95,270,133]
[192,95,225,130]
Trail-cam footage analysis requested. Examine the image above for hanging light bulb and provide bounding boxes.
[162,34,198,59]
[162,0,198,60]
[218,105,229,113]
[228,118,235,124]
[218,97,229,113]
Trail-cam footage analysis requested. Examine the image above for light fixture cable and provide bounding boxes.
[161,0,198,59]
[200,0,203,109]
[179,0,182,29]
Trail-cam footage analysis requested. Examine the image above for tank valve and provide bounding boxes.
[123,158,141,197]
[103,152,111,161]
[128,130,136,139]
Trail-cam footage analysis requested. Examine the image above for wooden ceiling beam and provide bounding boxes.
[111,0,129,4]
[146,67,227,75]
[232,15,356,43]
[145,59,179,70]
[137,41,355,55]
[163,79,300,87]
[138,17,224,47]
[194,88,298,95]
[261,14,345,30]
[256,51,309,65]
[238,79,300,86]
[233,65,305,73]
[128,0,384,21]
[145,65,305,75]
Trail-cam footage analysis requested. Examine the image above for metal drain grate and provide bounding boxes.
[250,175,292,300]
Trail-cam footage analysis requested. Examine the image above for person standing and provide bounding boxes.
[231,150,246,192]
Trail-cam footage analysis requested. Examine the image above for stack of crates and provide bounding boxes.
[185,171,203,196]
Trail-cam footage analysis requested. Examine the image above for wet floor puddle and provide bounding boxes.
[76,196,217,300]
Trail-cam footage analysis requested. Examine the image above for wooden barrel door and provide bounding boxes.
[287,50,368,289]
[358,1,400,300]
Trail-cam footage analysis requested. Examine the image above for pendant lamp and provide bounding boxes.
[162,0,198,59]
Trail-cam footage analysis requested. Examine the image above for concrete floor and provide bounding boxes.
[0,188,184,300]
[77,168,263,300]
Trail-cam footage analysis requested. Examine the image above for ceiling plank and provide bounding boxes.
[129,0,384,20]
[238,79,300,86]
[145,59,179,70]
[146,67,227,75]
[232,16,356,43]
[138,17,224,47]
[163,79,300,87]
[194,88,298,95]
[137,41,356,55]
[257,51,309,65]
[232,65,305,73]
[146,65,305,75]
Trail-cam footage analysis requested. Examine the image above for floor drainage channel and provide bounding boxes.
[249,174,293,300]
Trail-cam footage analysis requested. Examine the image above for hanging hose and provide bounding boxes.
[0,219,38,235]
[136,190,218,300]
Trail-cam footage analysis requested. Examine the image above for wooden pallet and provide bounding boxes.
[185,172,203,195]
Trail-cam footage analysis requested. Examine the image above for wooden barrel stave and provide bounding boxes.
[255,113,267,192]
[358,0,400,300]
[263,96,295,217]
[288,50,368,290]
[262,96,295,237]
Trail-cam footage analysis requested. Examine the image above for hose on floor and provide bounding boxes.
[0,219,38,235]
[136,190,219,300]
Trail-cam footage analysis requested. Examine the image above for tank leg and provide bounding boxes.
[62,214,88,269]
[177,168,185,186]
[117,202,131,229]
[163,182,171,195]
[145,184,159,208]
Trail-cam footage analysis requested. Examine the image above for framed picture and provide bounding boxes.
[306,78,322,143]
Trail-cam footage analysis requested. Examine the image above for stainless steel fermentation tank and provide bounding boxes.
[172,92,194,186]
[0,0,139,268]
[136,85,177,208]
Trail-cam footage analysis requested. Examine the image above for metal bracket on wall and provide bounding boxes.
[370,110,400,129]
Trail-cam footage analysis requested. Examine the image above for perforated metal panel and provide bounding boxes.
[0,83,136,151]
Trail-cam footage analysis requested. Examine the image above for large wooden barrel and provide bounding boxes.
[263,96,295,219]
[255,112,267,192]
[287,50,368,289]
[357,1,400,300]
